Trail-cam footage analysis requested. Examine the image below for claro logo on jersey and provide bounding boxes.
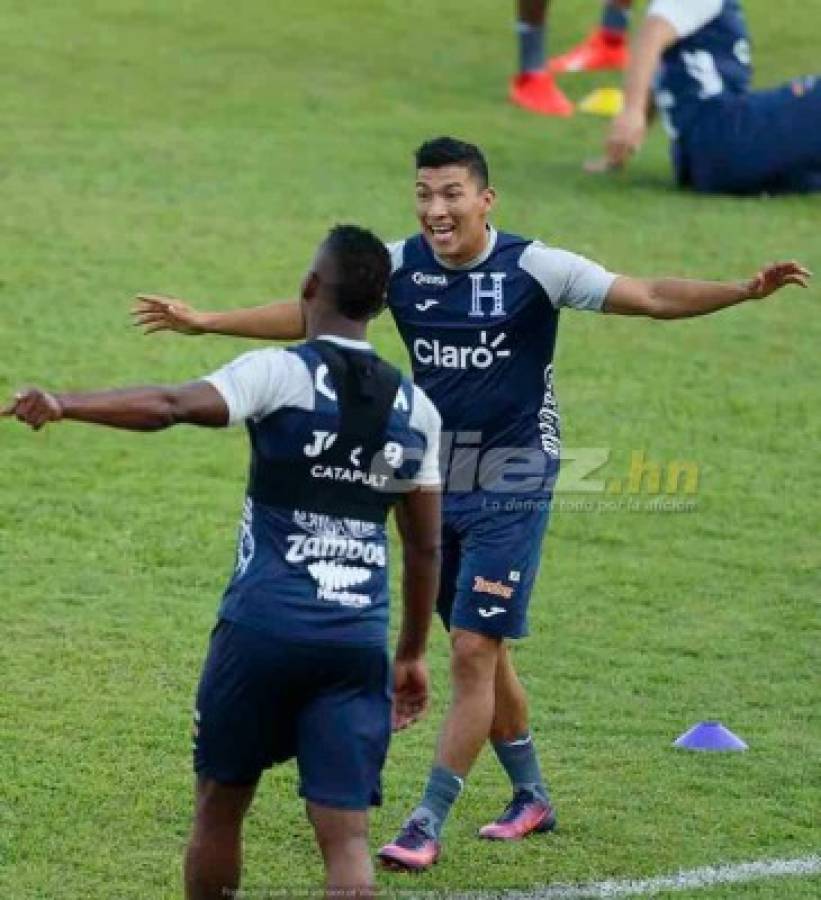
[413,331,511,370]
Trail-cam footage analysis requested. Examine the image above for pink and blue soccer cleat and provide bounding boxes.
[378,818,441,871]
[478,789,556,840]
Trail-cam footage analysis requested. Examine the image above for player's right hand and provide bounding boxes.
[392,657,429,732]
[2,388,63,430]
[131,294,206,335]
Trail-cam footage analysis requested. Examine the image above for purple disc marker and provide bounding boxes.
[673,720,749,751]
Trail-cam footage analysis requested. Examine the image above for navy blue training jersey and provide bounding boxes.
[651,0,752,139]
[387,227,615,511]
[205,336,441,646]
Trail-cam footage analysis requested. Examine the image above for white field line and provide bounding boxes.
[398,854,821,899]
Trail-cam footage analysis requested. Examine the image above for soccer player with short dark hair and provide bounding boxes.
[4,225,443,898]
[131,139,809,872]
[596,0,821,193]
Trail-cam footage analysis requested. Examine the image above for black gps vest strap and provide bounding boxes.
[312,339,401,465]
[247,340,403,523]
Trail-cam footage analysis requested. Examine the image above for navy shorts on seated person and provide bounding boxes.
[193,619,391,810]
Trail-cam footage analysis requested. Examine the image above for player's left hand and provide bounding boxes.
[392,657,429,732]
[2,388,63,430]
[746,261,812,300]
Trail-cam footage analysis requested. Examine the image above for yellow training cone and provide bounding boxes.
[579,87,624,117]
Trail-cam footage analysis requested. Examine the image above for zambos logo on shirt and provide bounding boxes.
[287,512,385,610]
[285,533,386,567]
[286,512,387,568]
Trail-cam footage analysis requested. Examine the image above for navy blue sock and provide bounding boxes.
[408,765,464,839]
[516,21,547,74]
[492,733,549,802]
[601,2,630,34]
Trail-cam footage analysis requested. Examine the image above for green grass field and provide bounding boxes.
[1,1,819,897]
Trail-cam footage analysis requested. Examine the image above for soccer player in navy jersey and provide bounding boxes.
[4,225,442,898]
[131,138,809,872]
[594,0,821,193]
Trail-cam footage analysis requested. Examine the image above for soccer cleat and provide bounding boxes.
[550,28,629,74]
[509,71,574,117]
[377,819,441,872]
[478,790,556,840]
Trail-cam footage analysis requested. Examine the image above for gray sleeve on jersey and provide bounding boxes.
[647,0,723,37]
[409,386,442,486]
[386,240,405,275]
[519,241,617,312]
[203,349,313,426]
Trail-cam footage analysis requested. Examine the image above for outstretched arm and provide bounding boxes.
[603,262,812,318]
[600,13,677,169]
[2,382,228,432]
[132,295,306,341]
[392,486,441,732]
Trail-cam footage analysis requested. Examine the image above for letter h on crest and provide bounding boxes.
[468,273,506,317]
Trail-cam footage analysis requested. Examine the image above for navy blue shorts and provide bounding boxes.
[193,620,391,810]
[437,498,552,640]
[674,76,821,194]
